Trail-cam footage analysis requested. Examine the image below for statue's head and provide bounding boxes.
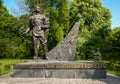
[34,6,40,13]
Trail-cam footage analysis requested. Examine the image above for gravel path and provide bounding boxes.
[0,73,120,84]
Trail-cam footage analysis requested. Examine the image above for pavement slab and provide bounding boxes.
[0,73,120,84]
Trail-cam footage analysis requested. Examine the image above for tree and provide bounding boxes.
[0,1,33,59]
[110,27,120,59]
[0,1,18,40]
[110,27,120,48]
[25,0,49,15]
[57,0,70,35]
[102,27,120,60]
[70,0,112,60]
[0,2,17,58]
[47,0,70,49]
[70,0,111,34]
[0,0,3,4]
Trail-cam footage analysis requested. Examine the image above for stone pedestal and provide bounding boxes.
[12,61,106,78]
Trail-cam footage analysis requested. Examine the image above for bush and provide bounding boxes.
[76,46,102,61]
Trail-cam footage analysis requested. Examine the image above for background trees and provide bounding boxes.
[0,1,32,59]
[70,0,112,60]
[47,0,70,49]
[0,1,18,58]
[0,0,120,61]
[103,27,120,61]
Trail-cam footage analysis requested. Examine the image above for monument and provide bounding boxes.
[12,6,106,78]
[23,6,49,60]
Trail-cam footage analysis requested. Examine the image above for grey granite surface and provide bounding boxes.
[46,22,80,61]
[12,61,106,78]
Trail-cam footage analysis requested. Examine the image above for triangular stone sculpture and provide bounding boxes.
[47,22,80,61]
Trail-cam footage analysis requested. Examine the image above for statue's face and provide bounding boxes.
[35,6,40,13]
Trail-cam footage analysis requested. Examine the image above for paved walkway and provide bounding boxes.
[0,73,120,84]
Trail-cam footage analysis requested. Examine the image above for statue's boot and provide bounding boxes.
[43,43,49,60]
[33,56,38,60]
[34,56,42,60]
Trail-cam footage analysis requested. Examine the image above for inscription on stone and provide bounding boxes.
[14,63,106,69]
[67,28,78,44]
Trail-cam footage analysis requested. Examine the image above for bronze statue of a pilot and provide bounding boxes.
[24,6,50,60]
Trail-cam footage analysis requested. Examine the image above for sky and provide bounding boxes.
[3,0,120,29]
[101,0,120,28]
[3,0,18,11]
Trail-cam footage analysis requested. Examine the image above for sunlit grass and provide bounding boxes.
[105,61,120,76]
[0,59,24,75]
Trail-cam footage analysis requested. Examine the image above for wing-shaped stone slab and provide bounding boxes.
[47,22,80,61]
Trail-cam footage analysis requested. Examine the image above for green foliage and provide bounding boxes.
[57,0,70,35]
[48,0,70,49]
[0,0,3,7]
[0,4,17,58]
[106,61,120,76]
[0,4,17,29]
[48,20,64,49]
[0,2,33,59]
[70,0,111,35]
[110,27,120,47]
[25,0,49,15]
[70,0,112,60]
[0,59,24,75]
[102,27,120,60]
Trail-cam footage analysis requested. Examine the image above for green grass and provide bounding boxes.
[107,66,120,76]
[104,61,120,76]
[0,59,24,75]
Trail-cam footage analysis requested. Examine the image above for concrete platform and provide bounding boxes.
[12,61,106,78]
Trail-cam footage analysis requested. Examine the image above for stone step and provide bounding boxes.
[12,61,106,78]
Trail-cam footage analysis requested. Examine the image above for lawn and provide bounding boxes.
[0,59,24,75]
[105,61,120,76]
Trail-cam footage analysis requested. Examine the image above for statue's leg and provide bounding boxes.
[32,35,40,59]
[39,34,48,59]
[42,43,49,59]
